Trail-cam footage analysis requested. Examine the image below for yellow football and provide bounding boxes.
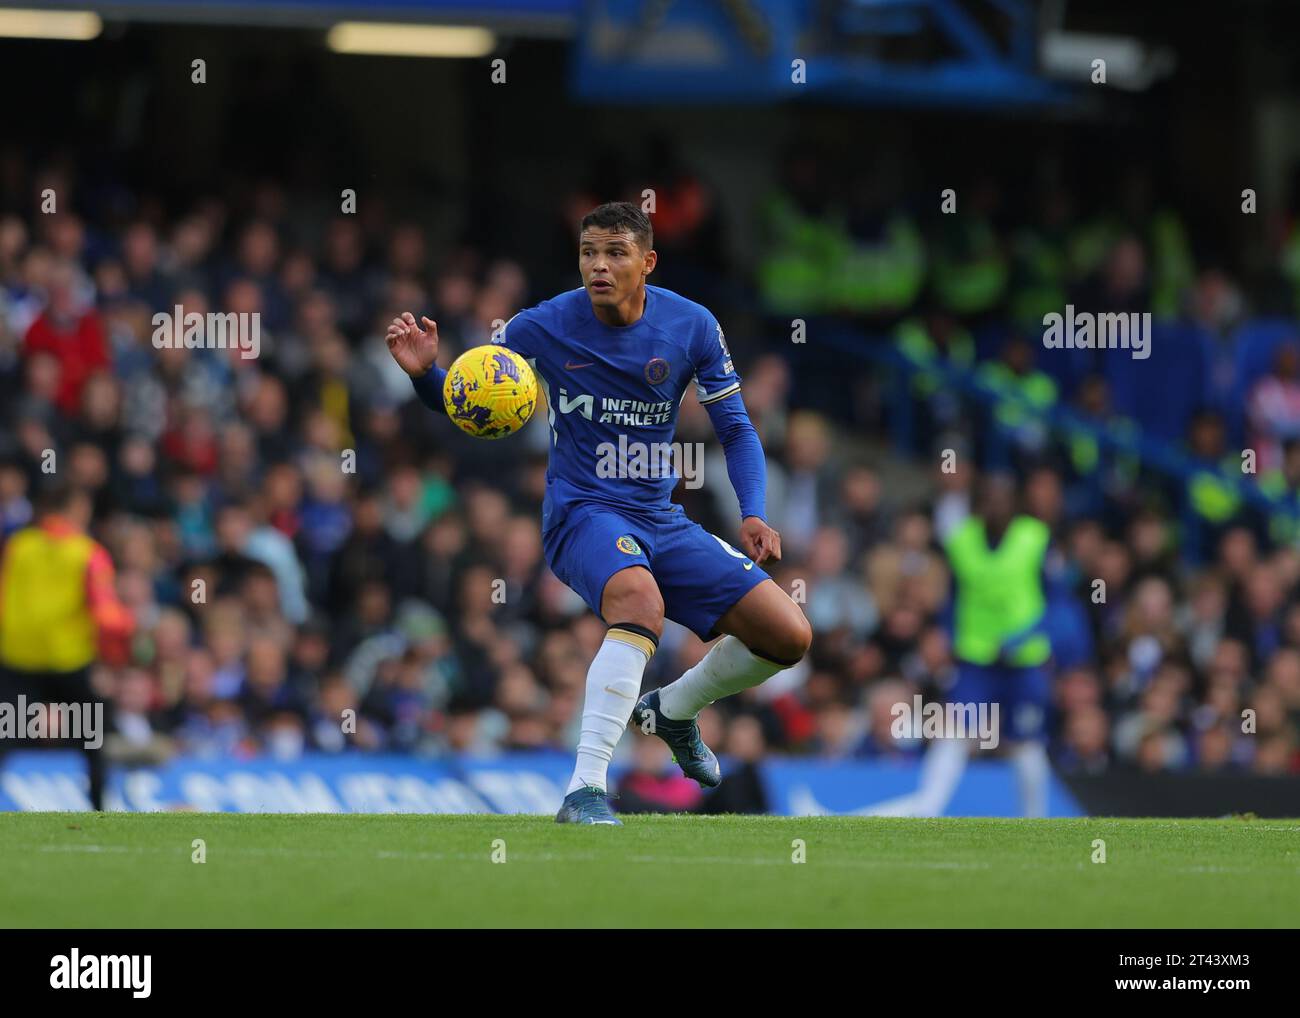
[442,344,538,439]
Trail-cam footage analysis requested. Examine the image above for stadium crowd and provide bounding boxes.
[2,149,1299,807]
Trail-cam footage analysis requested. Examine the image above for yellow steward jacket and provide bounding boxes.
[0,517,130,672]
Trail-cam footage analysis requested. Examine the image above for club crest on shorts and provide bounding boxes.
[644,357,670,385]
[616,535,642,555]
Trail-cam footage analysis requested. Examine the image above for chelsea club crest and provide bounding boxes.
[644,357,670,385]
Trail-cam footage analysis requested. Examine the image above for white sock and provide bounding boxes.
[657,635,786,721]
[566,626,656,795]
[1011,740,1050,817]
[912,738,971,817]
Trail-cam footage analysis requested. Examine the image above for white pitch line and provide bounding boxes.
[37,844,132,853]
[29,844,1300,876]
[627,854,993,870]
[34,844,603,864]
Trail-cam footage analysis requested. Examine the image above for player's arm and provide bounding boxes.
[704,395,779,563]
[392,310,541,415]
[86,542,134,666]
[387,313,446,412]
[694,313,779,564]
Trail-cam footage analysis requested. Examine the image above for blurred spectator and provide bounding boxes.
[617,734,705,814]
[696,715,770,814]
[1247,341,1300,471]
[23,259,108,415]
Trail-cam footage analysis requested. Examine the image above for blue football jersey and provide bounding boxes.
[497,285,741,534]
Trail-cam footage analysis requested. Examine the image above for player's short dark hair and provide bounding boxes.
[579,201,653,250]
[33,477,82,517]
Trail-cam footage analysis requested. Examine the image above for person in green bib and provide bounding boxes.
[910,475,1054,817]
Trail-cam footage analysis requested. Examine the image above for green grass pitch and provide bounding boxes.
[2,813,1296,927]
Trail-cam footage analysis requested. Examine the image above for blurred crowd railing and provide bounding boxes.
[803,322,1300,562]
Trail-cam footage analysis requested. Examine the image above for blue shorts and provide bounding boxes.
[946,661,1051,742]
[543,503,769,640]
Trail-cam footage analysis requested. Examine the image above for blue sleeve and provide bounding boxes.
[705,394,767,522]
[498,308,546,362]
[692,311,741,406]
[410,364,449,413]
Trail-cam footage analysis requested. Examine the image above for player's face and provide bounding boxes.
[980,480,1017,529]
[579,228,655,307]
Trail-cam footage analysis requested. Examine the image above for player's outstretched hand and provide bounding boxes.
[739,516,781,565]
[386,312,440,377]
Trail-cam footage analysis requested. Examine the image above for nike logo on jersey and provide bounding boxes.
[565,360,595,370]
[604,685,636,699]
[713,533,755,570]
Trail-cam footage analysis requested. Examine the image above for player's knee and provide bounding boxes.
[761,608,812,665]
[787,611,814,662]
[610,591,664,637]
[601,569,664,637]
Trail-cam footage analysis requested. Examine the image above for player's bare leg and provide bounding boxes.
[599,565,665,640]
[652,515,810,718]
[656,579,810,719]
[712,579,813,666]
[556,566,662,824]
[642,580,811,787]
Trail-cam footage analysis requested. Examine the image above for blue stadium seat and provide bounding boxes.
[1104,322,1208,443]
